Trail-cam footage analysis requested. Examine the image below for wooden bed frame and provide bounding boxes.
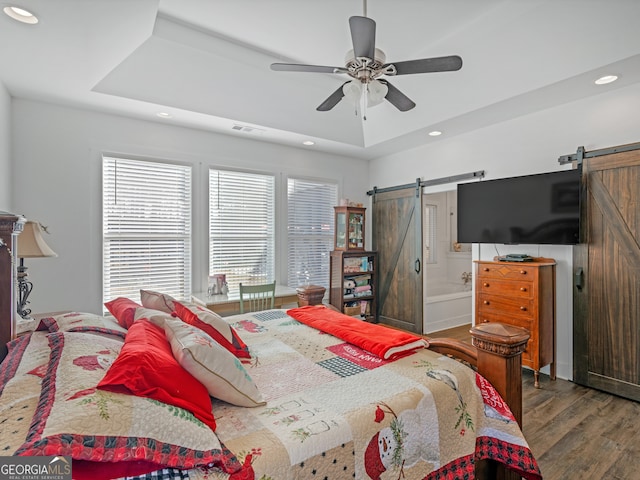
[0,213,530,479]
[0,213,24,361]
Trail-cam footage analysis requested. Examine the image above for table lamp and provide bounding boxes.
[17,220,57,319]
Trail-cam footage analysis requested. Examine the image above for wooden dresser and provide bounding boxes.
[474,257,556,387]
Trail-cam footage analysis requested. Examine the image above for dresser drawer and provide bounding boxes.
[477,263,537,280]
[477,277,533,298]
[477,293,535,319]
[475,310,533,330]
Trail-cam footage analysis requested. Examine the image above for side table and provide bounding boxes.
[296,285,326,306]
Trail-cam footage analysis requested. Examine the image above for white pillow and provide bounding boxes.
[140,289,177,314]
[163,317,265,408]
[133,306,174,328]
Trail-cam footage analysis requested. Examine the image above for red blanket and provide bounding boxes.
[286,305,428,360]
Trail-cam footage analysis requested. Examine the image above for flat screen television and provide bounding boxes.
[457,168,581,245]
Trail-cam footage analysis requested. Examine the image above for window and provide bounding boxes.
[103,156,192,307]
[424,204,437,264]
[209,169,275,290]
[287,177,338,289]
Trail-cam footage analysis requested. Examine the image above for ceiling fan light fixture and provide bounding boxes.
[343,80,363,104]
[367,79,388,107]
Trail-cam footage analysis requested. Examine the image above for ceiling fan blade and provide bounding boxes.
[349,16,376,59]
[271,63,348,74]
[385,55,463,75]
[317,82,349,111]
[382,80,416,112]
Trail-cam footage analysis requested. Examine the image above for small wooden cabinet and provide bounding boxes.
[334,206,365,251]
[330,250,377,322]
[474,257,556,387]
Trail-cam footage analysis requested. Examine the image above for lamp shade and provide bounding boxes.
[367,79,388,107]
[342,80,362,103]
[18,221,57,258]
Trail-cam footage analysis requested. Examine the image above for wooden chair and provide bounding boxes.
[239,281,276,313]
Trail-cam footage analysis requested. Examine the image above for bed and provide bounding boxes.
[0,289,542,480]
[0,212,539,480]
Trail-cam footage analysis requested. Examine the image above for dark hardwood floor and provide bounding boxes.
[430,324,640,480]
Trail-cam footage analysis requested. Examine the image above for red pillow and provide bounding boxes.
[174,302,250,359]
[97,319,216,431]
[104,297,143,329]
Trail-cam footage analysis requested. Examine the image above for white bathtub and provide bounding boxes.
[423,282,472,334]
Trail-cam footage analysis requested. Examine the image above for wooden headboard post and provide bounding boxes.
[0,213,25,362]
[470,322,530,427]
[469,323,530,480]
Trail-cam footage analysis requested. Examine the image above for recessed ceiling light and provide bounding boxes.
[428,130,442,136]
[3,6,38,24]
[156,112,172,119]
[595,75,618,85]
[302,140,315,146]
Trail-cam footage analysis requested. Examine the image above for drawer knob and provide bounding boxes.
[482,319,489,323]
[484,282,490,287]
[520,287,527,292]
[483,267,489,272]
[483,300,490,305]
[520,306,527,311]
[520,270,527,275]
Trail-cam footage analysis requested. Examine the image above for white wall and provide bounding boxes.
[0,82,10,211]
[11,99,371,315]
[370,82,640,381]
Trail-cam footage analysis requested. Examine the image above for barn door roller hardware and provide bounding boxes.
[558,142,640,165]
[368,170,484,196]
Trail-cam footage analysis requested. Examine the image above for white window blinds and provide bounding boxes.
[209,169,275,290]
[287,177,338,289]
[424,204,437,264]
[103,156,192,306]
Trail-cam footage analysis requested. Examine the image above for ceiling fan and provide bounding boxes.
[270,2,462,115]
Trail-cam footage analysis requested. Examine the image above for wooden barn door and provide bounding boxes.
[372,186,423,333]
[573,145,640,401]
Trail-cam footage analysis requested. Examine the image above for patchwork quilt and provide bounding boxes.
[195,309,541,480]
[0,310,541,480]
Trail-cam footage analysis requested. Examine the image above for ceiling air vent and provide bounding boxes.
[231,124,265,135]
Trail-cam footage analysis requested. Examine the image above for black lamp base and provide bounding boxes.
[17,259,33,319]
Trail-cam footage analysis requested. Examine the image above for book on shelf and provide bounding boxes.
[351,274,371,285]
[343,255,374,273]
[343,275,372,298]
[344,289,372,299]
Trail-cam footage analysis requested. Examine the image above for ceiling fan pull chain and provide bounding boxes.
[363,84,368,121]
